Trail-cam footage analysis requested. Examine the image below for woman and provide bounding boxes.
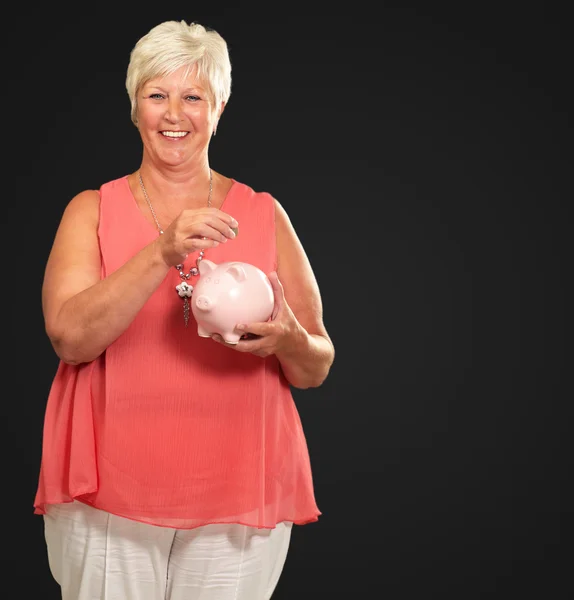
[34,19,334,600]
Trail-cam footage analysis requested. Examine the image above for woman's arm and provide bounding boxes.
[272,198,335,388]
[44,183,239,366]
[42,190,171,365]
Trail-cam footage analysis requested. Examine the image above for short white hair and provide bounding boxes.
[126,20,232,125]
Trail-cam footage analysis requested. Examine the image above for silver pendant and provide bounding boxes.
[175,281,193,327]
[183,297,190,327]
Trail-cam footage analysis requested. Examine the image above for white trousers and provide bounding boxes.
[43,501,293,600]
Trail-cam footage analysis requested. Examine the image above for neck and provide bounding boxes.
[138,156,213,210]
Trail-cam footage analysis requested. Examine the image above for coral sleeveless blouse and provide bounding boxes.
[33,175,321,529]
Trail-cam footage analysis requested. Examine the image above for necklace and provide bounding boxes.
[138,169,213,327]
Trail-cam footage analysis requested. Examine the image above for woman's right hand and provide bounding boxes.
[156,207,238,266]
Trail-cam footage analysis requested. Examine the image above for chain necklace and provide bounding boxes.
[138,169,213,327]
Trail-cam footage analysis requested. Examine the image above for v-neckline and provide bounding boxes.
[122,174,238,237]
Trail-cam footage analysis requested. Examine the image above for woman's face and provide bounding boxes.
[136,65,220,168]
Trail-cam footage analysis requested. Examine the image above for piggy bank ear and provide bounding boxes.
[226,262,247,282]
[198,259,217,275]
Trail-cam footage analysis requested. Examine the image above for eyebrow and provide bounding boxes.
[144,83,206,93]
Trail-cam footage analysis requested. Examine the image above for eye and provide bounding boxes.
[186,95,200,102]
[149,93,165,99]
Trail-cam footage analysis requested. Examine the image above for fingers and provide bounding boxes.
[182,236,220,253]
[216,208,238,231]
[180,211,237,243]
[194,206,237,225]
[212,333,267,355]
[235,322,274,337]
[189,221,236,243]
[185,208,237,232]
[160,208,238,267]
[267,271,284,319]
[267,272,284,298]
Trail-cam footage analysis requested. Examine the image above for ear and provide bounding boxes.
[226,262,246,282]
[198,259,217,275]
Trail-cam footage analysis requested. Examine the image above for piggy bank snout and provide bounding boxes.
[195,295,213,311]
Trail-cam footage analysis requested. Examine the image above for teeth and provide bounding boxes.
[161,131,188,138]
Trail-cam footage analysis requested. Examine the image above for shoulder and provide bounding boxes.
[64,175,129,216]
[64,188,100,216]
[230,179,295,226]
[99,174,131,197]
[230,179,282,214]
[49,190,100,236]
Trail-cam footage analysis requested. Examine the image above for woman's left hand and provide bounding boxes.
[211,271,299,357]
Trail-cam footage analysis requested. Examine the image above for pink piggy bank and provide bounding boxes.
[191,259,275,344]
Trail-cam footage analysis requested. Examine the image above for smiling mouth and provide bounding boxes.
[160,131,189,138]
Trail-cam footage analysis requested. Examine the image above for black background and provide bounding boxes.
[8,4,571,599]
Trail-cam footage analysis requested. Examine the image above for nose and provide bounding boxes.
[195,295,213,311]
[165,99,184,123]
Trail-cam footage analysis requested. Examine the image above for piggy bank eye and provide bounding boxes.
[214,279,220,284]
